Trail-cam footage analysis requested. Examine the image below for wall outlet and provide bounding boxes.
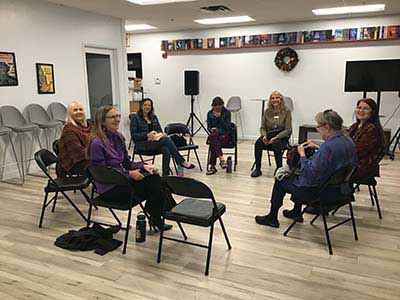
[155,78,161,85]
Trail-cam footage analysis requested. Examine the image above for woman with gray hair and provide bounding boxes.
[56,101,92,177]
[255,109,357,228]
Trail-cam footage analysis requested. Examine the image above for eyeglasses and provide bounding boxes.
[316,123,326,130]
[106,114,121,120]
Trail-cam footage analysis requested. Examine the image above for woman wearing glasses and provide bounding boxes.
[89,105,172,231]
[349,98,386,180]
[130,98,194,176]
[251,91,292,178]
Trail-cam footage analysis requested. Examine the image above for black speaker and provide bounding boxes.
[184,70,199,95]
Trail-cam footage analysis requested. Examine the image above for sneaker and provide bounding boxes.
[219,160,227,169]
[206,166,217,175]
[283,209,304,222]
[255,214,280,228]
[250,169,262,178]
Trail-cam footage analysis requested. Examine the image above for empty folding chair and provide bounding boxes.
[0,105,42,184]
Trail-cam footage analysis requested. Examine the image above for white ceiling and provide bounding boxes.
[46,0,400,33]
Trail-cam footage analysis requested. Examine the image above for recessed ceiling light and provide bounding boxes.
[125,24,157,31]
[312,4,385,15]
[126,0,196,5]
[194,15,255,25]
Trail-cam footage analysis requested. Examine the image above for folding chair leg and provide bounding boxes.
[38,192,49,228]
[321,209,333,255]
[177,222,187,240]
[267,151,272,166]
[157,217,165,263]
[87,203,93,228]
[372,185,382,219]
[310,214,319,225]
[368,185,375,206]
[348,202,358,240]
[251,161,256,171]
[51,192,58,213]
[122,208,133,254]
[218,217,232,249]
[193,149,203,172]
[283,219,298,236]
[205,223,214,276]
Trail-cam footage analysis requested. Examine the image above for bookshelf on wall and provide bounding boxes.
[161,25,400,53]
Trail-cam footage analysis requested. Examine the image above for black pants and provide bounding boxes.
[254,137,288,170]
[101,174,169,219]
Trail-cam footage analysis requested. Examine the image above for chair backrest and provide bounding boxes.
[25,103,51,124]
[283,97,294,112]
[162,176,214,199]
[48,102,67,123]
[53,139,59,155]
[34,149,57,176]
[0,105,27,127]
[319,165,356,196]
[230,122,238,145]
[87,165,129,186]
[164,123,190,135]
[226,96,242,112]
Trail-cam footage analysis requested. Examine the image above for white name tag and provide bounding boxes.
[273,115,279,119]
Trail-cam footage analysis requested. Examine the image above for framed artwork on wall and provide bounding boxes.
[36,63,55,94]
[0,52,18,87]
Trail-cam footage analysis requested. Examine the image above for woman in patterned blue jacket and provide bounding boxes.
[130,98,194,176]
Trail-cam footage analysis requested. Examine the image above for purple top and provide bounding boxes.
[294,132,356,187]
[89,131,143,193]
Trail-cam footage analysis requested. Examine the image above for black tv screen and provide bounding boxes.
[345,59,400,92]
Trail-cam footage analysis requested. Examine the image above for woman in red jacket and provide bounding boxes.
[348,98,386,180]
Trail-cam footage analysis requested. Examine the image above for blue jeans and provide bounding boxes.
[159,136,185,176]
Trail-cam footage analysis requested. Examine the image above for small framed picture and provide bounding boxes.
[0,52,18,87]
[36,63,55,94]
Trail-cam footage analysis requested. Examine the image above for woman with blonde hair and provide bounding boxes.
[250,91,292,177]
[56,101,91,177]
[89,105,172,231]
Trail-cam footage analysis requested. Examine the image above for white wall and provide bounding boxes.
[128,15,400,142]
[0,0,128,179]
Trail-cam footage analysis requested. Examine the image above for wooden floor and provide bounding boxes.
[0,138,399,300]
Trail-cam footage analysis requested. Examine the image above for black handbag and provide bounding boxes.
[170,134,187,147]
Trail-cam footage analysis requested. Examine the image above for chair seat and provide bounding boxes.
[33,121,62,129]
[91,195,139,210]
[7,124,39,133]
[353,177,377,186]
[45,176,90,193]
[0,127,12,136]
[306,196,353,215]
[177,144,199,151]
[135,149,162,156]
[165,198,226,227]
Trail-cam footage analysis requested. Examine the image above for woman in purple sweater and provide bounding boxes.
[89,105,172,231]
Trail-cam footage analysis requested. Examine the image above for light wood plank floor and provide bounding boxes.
[0,138,399,300]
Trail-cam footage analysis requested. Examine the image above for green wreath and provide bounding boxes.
[274,47,299,72]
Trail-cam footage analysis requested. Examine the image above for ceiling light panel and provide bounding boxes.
[127,0,196,5]
[194,16,255,25]
[312,4,385,16]
[125,24,157,31]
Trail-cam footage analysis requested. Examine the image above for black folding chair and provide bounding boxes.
[207,122,238,172]
[157,176,232,276]
[86,165,158,254]
[283,166,358,255]
[35,149,91,227]
[164,123,203,172]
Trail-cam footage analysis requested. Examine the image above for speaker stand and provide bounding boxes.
[186,95,209,139]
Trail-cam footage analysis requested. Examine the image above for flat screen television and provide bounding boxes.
[345,59,400,92]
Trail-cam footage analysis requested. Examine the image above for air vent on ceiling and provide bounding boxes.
[200,5,232,13]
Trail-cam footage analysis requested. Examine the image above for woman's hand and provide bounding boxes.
[268,136,279,144]
[262,136,269,144]
[302,140,320,149]
[147,131,157,141]
[129,170,144,181]
[297,144,306,158]
[143,164,157,174]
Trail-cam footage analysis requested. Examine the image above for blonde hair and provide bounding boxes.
[67,101,87,127]
[267,91,287,112]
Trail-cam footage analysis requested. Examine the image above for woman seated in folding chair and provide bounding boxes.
[89,105,172,231]
[251,91,292,178]
[130,98,194,176]
[348,98,386,181]
[56,101,92,177]
[255,109,356,228]
[206,96,233,175]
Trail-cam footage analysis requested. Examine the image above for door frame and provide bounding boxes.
[82,45,120,119]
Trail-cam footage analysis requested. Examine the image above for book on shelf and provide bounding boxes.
[334,29,343,41]
[238,36,246,47]
[286,32,299,43]
[249,35,260,45]
[260,34,271,45]
[206,38,215,48]
[311,30,333,42]
[360,27,378,40]
[167,40,175,50]
[228,36,238,47]
[219,37,228,48]
[302,31,313,43]
[161,40,168,51]
[175,39,185,50]
[196,38,203,48]
[349,28,358,40]
[387,25,400,39]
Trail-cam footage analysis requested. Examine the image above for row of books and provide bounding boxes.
[161,25,400,51]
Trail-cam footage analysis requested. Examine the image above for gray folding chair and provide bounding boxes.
[24,103,63,150]
[226,96,244,140]
[0,125,23,185]
[0,106,42,184]
[47,102,67,124]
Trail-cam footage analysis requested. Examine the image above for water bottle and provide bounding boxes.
[177,165,184,177]
[226,156,232,173]
[135,212,146,243]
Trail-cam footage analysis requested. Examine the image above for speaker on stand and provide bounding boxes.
[184,70,209,138]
